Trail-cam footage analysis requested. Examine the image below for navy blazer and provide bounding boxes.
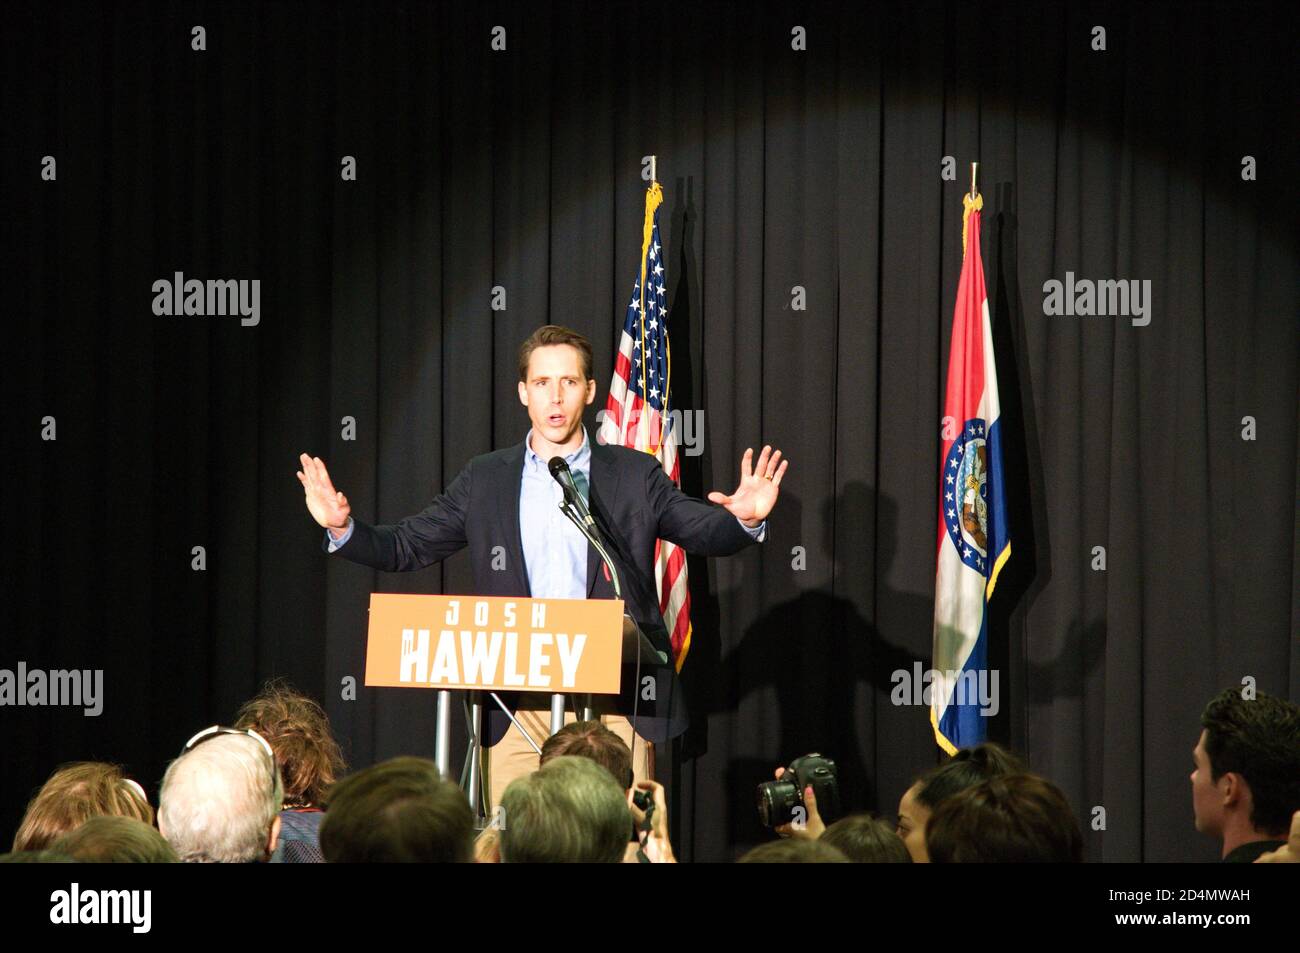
[324,438,762,742]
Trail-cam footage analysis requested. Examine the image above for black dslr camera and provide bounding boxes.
[756,753,841,829]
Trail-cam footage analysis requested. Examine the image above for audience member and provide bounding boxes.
[1192,687,1300,862]
[821,813,912,863]
[896,741,1025,862]
[158,726,283,863]
[319,756,473,863]
[539,719,633,789]
[475,720,644,863]
[235,679,345,863]
[12,762,153,852]
[49,816,178,863]
[498,755,629,863]
[738,839,850,863]
[926,773,1084,863]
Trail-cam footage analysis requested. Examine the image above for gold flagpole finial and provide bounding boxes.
[962,163,983,255]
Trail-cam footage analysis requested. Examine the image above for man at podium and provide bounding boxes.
[297,325,788,806]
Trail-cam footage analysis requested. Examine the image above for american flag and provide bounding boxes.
[599,181,693,670]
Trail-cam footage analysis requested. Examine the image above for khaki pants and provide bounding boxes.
[485,699,655,810]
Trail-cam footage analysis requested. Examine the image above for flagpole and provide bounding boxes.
[646,156,667,448]
[963,163,982,254]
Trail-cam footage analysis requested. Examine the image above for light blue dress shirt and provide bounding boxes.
[326,426,768,578]
[520,426,594,598]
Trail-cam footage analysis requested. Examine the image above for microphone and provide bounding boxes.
[548,457,599,535]
[549,456,620,598]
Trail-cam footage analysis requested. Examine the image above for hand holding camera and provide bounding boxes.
[629,779,675,863]
[757,753,841,839]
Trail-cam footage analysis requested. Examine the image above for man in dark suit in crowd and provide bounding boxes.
[297,324,788,805]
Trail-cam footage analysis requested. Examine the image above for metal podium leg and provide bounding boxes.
[581,693,594,722]
[550,692,565,736]
[435,690,452,778]
[466,692,484,816]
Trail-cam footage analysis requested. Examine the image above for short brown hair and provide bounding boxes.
[319,757,473,863]
[821,813,912,863]
[234,679,346,808]
[539,720,633,790]
[518,325,594,382]
[12,762,153,852]
[926,773,1083,863]
[50,816,179,863]
[498,756,629,863]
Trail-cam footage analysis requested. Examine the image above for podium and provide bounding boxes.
[364,593,666,820]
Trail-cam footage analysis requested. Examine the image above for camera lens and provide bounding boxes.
[756,779,800,827]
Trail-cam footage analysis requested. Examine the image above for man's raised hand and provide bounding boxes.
[297,453,351,535]
[708,445,788,526]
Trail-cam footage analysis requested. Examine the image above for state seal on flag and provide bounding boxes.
[943,418,990,574]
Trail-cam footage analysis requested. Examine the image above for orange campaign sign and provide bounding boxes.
[364,594,625,694]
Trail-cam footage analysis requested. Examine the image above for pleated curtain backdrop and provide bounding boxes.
[1,0,1295,861]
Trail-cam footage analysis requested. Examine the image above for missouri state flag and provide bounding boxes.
[931,193,1011,755]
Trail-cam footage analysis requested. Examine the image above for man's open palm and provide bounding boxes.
[297,453,350,531]
[708,445,788,525]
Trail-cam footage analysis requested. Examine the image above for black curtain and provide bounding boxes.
[1,0,1295,863]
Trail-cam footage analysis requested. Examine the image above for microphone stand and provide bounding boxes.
[556,500,644,750]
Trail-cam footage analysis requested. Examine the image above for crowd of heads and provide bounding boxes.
[5,684,1297,864]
